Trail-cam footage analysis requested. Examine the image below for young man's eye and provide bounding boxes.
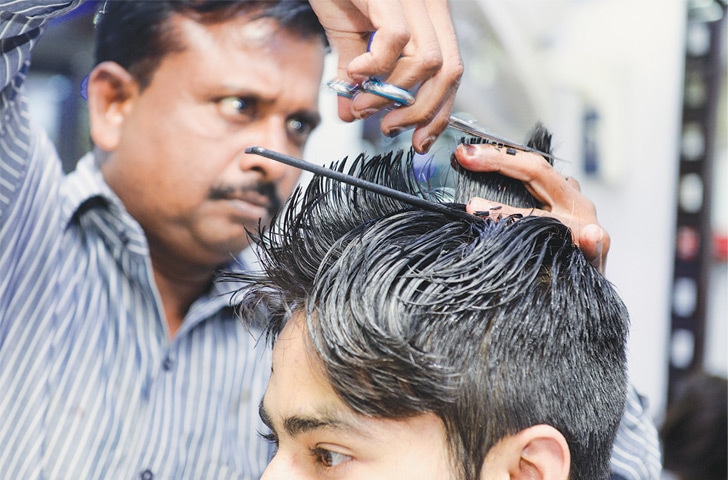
[312,447,351,468]
[258,430,279,447]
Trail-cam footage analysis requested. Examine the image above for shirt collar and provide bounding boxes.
[59,151,254,328]
[60,152,116,226]
[60,152,150,255]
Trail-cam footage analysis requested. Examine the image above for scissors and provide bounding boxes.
[326,79,561,163]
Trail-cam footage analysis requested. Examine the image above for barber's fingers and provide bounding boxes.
[402,81,458,154]
[565,176,581,191]
[309,0,409,122]
[341,0,443,117]
[580,223,609,273]
[465,196,610,274]
[345,0,412,79]
[455,143,610,273]
[311,0,463,153]
[348,0,463,153]
[375,0,463,153]
[454,143,579,210]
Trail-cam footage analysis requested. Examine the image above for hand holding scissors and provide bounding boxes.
[308,0,462,153]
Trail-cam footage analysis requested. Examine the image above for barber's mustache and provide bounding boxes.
[208,182,282,217]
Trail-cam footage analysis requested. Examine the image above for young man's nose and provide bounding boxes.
[260,452,304,480]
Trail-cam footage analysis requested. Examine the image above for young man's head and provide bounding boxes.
[234,140,630,479]
[87,1,327,269]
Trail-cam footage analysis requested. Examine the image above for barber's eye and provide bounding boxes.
[288,118,303,132]
[313,447,351,468]
[287,117,314,138]
[219,96,256,118]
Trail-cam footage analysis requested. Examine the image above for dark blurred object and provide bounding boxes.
[27,3,98,172]
[660,371,727,480]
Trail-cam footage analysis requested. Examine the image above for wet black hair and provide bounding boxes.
[231,126,628,479]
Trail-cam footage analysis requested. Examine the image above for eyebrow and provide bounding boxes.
[259,399,361,438]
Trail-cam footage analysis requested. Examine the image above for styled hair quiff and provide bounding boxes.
[233,130,629,480]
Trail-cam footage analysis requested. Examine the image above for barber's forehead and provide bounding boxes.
[174,2,324,37]
[172,13,278,46]
[170,12,326,60]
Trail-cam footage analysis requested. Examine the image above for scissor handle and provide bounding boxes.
[326,79,415,106]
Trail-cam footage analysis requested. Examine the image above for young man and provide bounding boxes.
[233,146,631,479]
[0,0,657,478]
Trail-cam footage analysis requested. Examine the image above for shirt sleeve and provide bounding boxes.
[0,0,83,221]
[610,385,663,479]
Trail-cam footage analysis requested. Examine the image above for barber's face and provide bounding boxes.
[260,314,456,479]
[95,14,325,268]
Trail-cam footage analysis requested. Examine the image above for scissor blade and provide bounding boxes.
[326,80,559,162]
[447,115,560,163]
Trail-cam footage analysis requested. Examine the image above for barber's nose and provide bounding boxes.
[238,118,299,181]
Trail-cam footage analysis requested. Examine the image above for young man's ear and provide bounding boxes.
[481,424,570,480]
[87,61,139,151]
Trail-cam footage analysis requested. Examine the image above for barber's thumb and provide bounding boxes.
[581,224,605,272]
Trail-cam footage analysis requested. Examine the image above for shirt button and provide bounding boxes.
[140,469,154,480]
[162,356,174,371]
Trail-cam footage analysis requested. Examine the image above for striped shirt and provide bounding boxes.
[1,1,661,479]
[611,387,662,479]
[1,2,271,479]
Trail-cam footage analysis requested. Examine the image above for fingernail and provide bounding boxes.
[356,108,378,120]
[420,136,435,153]
[387,127,403,138]
[461,143,476,155]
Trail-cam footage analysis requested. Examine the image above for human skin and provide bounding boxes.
[259,313,570,479]
[454,143,609,272]
[86,14,326,332]
[308,0,463,153]
[259,314,456,479]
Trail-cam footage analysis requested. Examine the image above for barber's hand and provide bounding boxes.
[308,0,463,154]
[454,143,610,273]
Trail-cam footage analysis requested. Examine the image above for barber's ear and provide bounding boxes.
[87,61,139,151]
[481,424,570,480]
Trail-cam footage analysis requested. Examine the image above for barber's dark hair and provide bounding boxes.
[94,0,326,90]
[231,126,629,480]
